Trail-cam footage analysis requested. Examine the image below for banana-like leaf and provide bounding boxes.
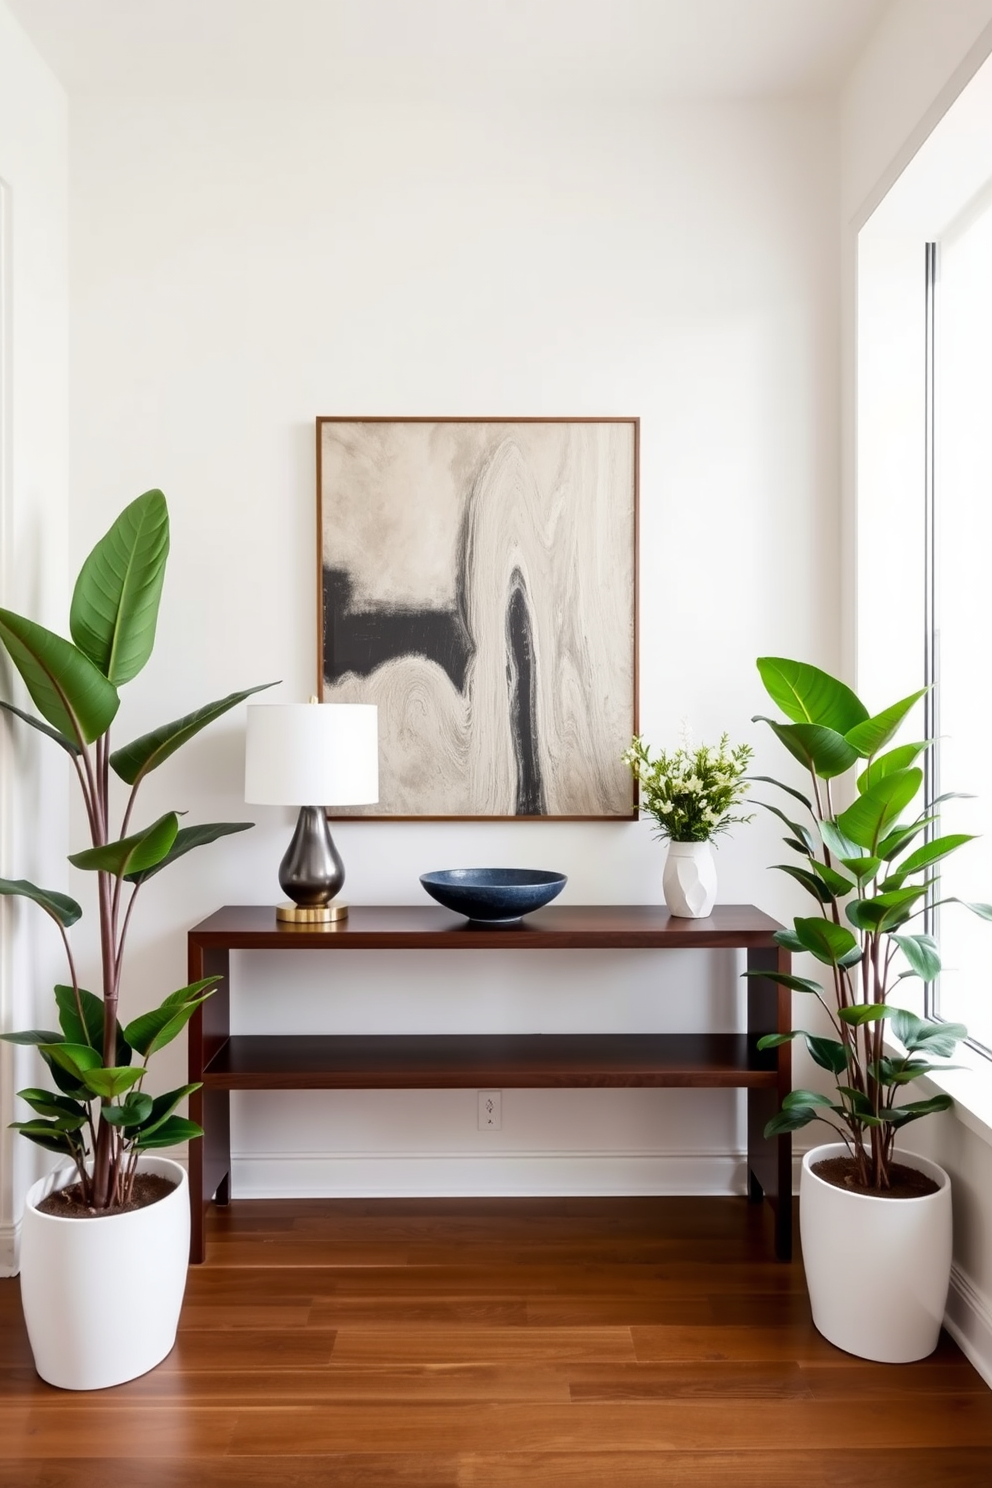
[110,681,277,785]
[0,1029,64,1046]
[756,658,868,732]
[742,970,825,995]
[68,812,179,877]
[764,1106,823,1136]
[892,933,941,981]
[100,1092,154,1129]
[838,855,882,885]
[747,775,813,813]
[792,916,859,966]
[857,742,928,795]
[42,1041,103,1078]
[124,979,218,1057]
[837,1004,891,1026]
[39,1048,91,1100]
[805,1034,850,1074]
[0,609,119,744]
[16,1088,88,1121]
[133,1115,204,1150]
[754,801,817,854]
[9,1121,84,1154]
[0,698,81,756]
[0,878,82,928]
[753,717,859,780]
[132,1082,201,1140]
[773,927,805,953]
[844,690,927,758]
[124,821,254,884]
[882,1094,954,1124]
[890,1008,968,1057]
[893,833,974,880]
[772,863,833,904]
[782,1089,835,1109]
[819,820,864,861]
[70,489,170,685]
[835,768,923,852]
[54,985,131,1065]
[81,1065,143,1100]
[846,886,926,932]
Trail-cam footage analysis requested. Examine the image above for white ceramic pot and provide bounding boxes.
[662,840,717,917]
[20,1155,190,1390]
[800,1143,952,1363]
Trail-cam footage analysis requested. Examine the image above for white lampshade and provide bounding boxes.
[245,703,378,806]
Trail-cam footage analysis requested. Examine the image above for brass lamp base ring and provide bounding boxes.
[276,901,349,924]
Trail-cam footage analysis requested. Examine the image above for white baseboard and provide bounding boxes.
[0,1219,20,1277]
[231,1149,747,1199]
[945,1262,992,1389]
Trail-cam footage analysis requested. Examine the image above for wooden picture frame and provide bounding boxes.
[316,416,638,820]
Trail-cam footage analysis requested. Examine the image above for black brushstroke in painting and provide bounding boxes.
[322,567,473,692]
[505,567,546,816]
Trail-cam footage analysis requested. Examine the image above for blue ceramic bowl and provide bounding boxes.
[419,868,567,923]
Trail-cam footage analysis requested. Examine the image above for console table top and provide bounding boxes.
[188,903,784,950]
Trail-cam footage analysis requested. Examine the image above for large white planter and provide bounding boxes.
[663,840,717,917]
[20,1155,190,1390]
[800,1143,952,1363]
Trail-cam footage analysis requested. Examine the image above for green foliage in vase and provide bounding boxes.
[623,732,754,842]
[0,490,275,1212]
[751,656,991,1191]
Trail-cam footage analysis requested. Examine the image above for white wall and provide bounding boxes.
[66,87,839,1202]
[840,0,992,1385]
[0,0,69,1274]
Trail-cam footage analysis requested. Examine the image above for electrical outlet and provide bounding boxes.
[478,1089,502,1130]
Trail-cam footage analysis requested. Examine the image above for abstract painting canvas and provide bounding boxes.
[317,417,637,818]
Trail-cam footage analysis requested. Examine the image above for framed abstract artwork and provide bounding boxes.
[316,416,638,819]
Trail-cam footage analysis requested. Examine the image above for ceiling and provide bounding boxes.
[7,0,889,101]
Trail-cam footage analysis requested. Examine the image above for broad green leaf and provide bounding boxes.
[0,698,81,756]
[68,812,179,877]
[805,1035,850,1074]
[42,1041,103,1079]
[0,609,119,745]
[16,1088,87,1121]
[124,821,254,885]
[820,820,864,861]
[846,887,926,932]
[890,1008,967,1057]
[753,717,860,780]
[836,1086,876,1117]
[39,1048,91,1100]
[764,1107,822,1136]
[70,489,170,685]
[754,801,817,855]
[757,1032,801,1049]
[100,1091,154,1128]
[9,1121,82,1154]
[773,928,805,954]
[893,933,941,981]
[839,855,882,884]
[895,834,974,879]
[746,776,813,813]
[857,742,928,795]
[782,1089,835,1109]
[0,879,82,928]
[0,1029,63,1045]
[937,898,992,922]
[124,981,217,1057]
[835,768,923,851]
[756,658,868,732]
[793,916,859,966]
[132,1082,201,1139]
[742,970,826,995]
[878,820,930,861]
[886,1094,954,1123]
[110,681,277,785]
[844,690,927,758]
[81,1065,143,1100]
[809,860,856,897]
[54,985,131,1065]
[772,864,833,903]
[875,1056,948,1086]
[838,1004,892,1026]
[133,1115,204,1150]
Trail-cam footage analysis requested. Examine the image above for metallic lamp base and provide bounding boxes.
[276,901,349,924]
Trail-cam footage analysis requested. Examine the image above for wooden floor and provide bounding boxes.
[2,1196,991,1486]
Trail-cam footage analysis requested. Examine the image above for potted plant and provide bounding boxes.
[623,731,753,916]
[0,488,272,1389]
[752,656,989,1362]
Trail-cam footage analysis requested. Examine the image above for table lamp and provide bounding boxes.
[244,700,378,923]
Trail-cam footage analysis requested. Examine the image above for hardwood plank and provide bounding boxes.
[567,1361,812,1400]
[0,1406,239,1458]
[179,1305,313,1330]
[329,1326,638,1364]
[307,1299,529,1326]
[0,1463,461,1488]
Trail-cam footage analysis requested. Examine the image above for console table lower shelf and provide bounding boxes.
[187,905,793,1263]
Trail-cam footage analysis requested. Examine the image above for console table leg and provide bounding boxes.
[746,944,793,1261]
[747,1166,763,1203]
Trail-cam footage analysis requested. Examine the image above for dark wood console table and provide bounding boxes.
[187,904,792,1264]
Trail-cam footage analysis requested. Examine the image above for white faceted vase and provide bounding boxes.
[20,1155,190,1390]
[800,1144,952,1362]
[663,840,717,918]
